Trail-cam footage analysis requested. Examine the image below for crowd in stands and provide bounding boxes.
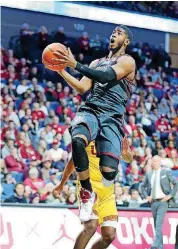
[0,22,178,207]
[85,1,178,19]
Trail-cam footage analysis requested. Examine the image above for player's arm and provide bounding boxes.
[52,48,135,84]
[53,158,75,197]
[45,59,98,94]
[121,137,133,163]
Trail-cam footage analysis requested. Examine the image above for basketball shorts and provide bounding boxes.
[70,109,124,160]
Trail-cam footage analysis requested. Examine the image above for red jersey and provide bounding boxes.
[50,123,64,134]
[31,110,46,120]
[19,145,41,160]
[156,119,170,132]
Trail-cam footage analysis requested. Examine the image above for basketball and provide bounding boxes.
[42,43,67,71]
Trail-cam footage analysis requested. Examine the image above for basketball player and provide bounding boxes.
[46,25,136,222]
[53,137,133,249]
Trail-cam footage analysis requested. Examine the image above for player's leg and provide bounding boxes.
[100,155,119,187]
[91,226,116,249]
[73,219,98,249]
[71,112,98,192]
[70,112,99,221]
[72,127,92,192]
[97,117,123,187]
[91,184,118,249]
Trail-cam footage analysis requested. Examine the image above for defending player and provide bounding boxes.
[46,25,136,221]
[53,137,133,249]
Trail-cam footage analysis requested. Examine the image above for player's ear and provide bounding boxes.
[125,39,130,46]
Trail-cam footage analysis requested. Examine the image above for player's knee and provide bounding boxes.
[102,170,118,181]
[72,136,89,172]
[102,230,116,244]
[100,155,119,186]
[84,221,98,236]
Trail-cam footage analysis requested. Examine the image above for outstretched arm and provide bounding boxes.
[52,48,135,84]
[53,158,75,197]
[45,59,98,94]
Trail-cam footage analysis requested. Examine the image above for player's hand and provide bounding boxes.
[122,137,129,153]
[52,48,77,68]
[53,186,63,198]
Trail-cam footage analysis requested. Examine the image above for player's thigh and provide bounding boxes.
[70,111,99,143]
[96,119,124,160]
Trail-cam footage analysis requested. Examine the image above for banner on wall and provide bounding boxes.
[0,207,177,249]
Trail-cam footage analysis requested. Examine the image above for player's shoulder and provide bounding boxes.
[117,54,135,65]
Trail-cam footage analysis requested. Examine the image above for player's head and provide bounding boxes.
[109,25,133,53]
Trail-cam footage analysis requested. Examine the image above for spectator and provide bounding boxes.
[53,26,67,45]
[155,114,171,141]
[126,162,142,187]
[2,120,18,141]
[78,32,90,54]
[5,147,26,174]
[129,189,147,208]
[31,102,46,121]
[29,192,41,204]
[125,115,137,135]
[16,80,29,95]
[41,159,53,181]
[7,107,21,128]
[48,139,64,165]
[24,167,45,192]
[115,185,124,206]
[29,67,42,82]
[38,26,49,51]
[53,150,68,171]
[5,173,16,185]
[44,109,56,126]
[4,183,27,203]
[165,140,176,158]
[45,182,61,204]
[19,139,41,161]
[20,23,34,58]
[122,186,131,203]
[159,149,174,169]
[24,185,33,203]
[21,108,32,125]
[0,158,8,183]
[153,140,164,155]
[38,139,48,158]
[50,116,64,134]
[39,124,54,145]
[90,34,103,57]
[1,139,15,158]
[158,98,170,115]
[45,168,60,186]
[170,149,178,170]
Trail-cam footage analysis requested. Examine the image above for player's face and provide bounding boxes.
[109,27,129,51]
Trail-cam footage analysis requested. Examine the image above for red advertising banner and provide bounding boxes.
[0,207,177,249]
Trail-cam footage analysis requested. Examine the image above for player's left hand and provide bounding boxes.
[122,137,129,154]
[52,48,77,68]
